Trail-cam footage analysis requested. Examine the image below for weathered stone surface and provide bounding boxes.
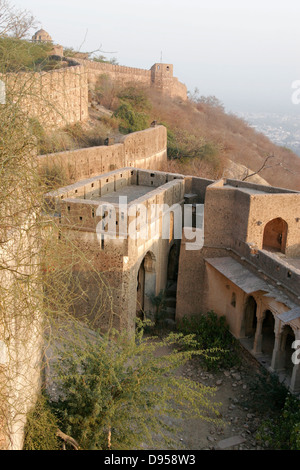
[217,436,246,450]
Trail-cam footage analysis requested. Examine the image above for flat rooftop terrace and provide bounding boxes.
[81,185,156,204]
[45,169,186,215]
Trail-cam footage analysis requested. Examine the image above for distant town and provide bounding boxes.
[237,112,300,157]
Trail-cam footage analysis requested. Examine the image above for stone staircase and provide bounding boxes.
[162,281,178,329]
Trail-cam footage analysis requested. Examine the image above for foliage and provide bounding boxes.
[112,87,152,134]
[41,163,68,189]
[23,395,60,450]
[0,32,120,449]
[114,101,150,134]
[50,325,222,450]
[0,37,54,72]
[256,394,300,450]
[92,53,118,65]
[118,86,151,113]
[149,290,168,326]
[167,127,219,163]
[33,116,115,157]
[177,312,241,370]
[246,368,289,413]
[241,368,300,450]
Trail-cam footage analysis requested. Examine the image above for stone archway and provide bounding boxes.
[136,259,145,319]
[270,323,300,393]
[167,244,179,282]
[261,310,275,356]
[136,251,156,321]
[281,325,295,374]
[242,296,257,341]
[263,217,288,253]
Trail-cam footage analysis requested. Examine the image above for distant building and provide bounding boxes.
[32,29,53,43]
[31,29,64,57]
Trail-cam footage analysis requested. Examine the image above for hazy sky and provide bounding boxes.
[16,0,300,115]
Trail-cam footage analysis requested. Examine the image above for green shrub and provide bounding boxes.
[23,395,60,450]
[114,102,150,134]
[50,327,222,450]
[0,37,56,73]
[166,127,219,167]
[177,311,241,370]
[241,367,300,450]
[117,87,151,113]
[256,394,300,450]
[246,368,289,413]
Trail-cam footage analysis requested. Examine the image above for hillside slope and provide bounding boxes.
[39,73,300,191]
[144,91,300,190]
[88,77,299,190]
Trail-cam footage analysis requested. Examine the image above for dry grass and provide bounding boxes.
[146,90,300,190]
[37,76,300,189]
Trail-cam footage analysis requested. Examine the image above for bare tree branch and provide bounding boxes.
[0,0,37,39]
[242,154,281,181]
[57,429,80,450]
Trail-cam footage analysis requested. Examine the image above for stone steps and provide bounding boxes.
[165,297,177,309]
[163,281,177,323]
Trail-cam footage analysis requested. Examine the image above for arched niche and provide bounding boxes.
[263,217,288,253]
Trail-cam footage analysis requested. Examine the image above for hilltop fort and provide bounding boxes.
[0,30,299,450]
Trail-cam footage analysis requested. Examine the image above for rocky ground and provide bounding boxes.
[158,347,270,451]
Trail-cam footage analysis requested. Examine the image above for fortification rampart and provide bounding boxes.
[37,125,168,183]
[2,63,89,128]
[74,58,187,101]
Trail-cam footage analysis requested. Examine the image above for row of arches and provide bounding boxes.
[243,296,296,378]
[136,244,179,320]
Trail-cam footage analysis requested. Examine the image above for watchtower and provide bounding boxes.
[150,63,174,87]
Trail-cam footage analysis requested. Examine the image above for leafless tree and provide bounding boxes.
[0,0,37,39]
[242,154,281,181]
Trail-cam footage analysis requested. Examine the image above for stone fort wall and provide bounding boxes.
[3,63,89,128]
[37,125,168,183]
[74,58,188,101]
[2,57,186,132]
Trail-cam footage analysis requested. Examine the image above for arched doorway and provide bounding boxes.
[281,325,295,374]
[136,259,145,319]
[167,244,179,283]
[242,296,257,341]
[136,251,156,321]
[261,310,275,356]
[263,218,288,253]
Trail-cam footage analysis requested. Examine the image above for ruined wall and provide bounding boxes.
[3,63,89,129]
[38,125,168,183]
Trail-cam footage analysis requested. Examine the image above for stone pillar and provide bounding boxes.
[270,331,286,373]
[252,316,264,355]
